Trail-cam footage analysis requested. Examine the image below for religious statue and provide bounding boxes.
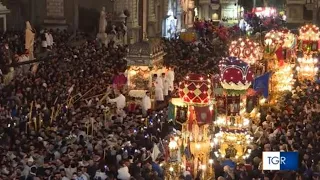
[229,115,235,126]
[229,100,239,115]
[25,21,35,60]
[97,7,108,45]
[99,7,107,33]
[121,22,127,35]
[225,144,237,157]
[235,114,241,125]
[246,97,254,113]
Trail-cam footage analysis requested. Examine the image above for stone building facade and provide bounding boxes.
[3,0,187,43]
[197,0,238,21]
[286,0,305,24]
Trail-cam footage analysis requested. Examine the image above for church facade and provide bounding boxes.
[2,0,196,44]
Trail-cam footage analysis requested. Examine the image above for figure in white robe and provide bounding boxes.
[108,92,126,117]
[161,73,169,96]
[25,21,35,60]
[153,74,164,101]
[167,67,175,91]
[49,32,54,47]
[142,91,151,116]
[45,32,52,48]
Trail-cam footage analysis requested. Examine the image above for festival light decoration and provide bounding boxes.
[298,24,320,53]
[264,30,285,49]
[282,32,297,49]
[299,24,320,41]
[215,115,250,128]
[264,30,284,46]
[213,56,255,159]
[296,55,319,80]
[170,73,215,178]
[178,74,212,105]
[229,38,263,64]
[212,131,253,159]
[272,64,295,92]
[219,57,254,91]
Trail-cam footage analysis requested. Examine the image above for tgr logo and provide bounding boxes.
[267,156,286,165]
[262,152,282,170]
[263,152,298,170]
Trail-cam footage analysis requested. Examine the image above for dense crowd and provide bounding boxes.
[0,30,169,180]
[0,24,320,180]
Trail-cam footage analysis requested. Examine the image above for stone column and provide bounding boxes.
[73,0,79,32]
[143,0,147,39]
[313,0,319,24]
[176,2,182,32]
[3,16,6,31]
[30,0,36,25]
[148,0,157,37]
[187,0,195,28]
[201,4,209,20]
[127,0,139,43]
[148,0,156,21]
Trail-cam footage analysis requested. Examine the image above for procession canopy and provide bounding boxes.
[229,38,263,65]
[127,38,166,67]
[219,57,254,92]
[298,24,320,53]
[178,73,212,106]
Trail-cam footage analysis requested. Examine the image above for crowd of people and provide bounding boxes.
[0,29,170,180]
[0,22,320,180]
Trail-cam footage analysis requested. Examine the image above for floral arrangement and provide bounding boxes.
[130,71,150,89]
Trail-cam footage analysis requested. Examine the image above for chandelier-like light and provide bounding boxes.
[296,55,319,79]
[299,24,320,41]
[229,38,263,64]
[273,64,295,92]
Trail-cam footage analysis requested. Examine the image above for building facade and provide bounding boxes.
[197,0,238,21]
[286,0,305,23]
[3,0,194,43]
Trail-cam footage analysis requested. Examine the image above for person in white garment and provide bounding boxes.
[161,73,169,100]
[153,74,164,107]
[108,90,126,117]
[46,31,53,49]
[40,30,47,52]
[142,91,151,116]
[167,67,175,94]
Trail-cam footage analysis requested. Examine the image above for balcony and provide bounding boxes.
[286,0,306,4]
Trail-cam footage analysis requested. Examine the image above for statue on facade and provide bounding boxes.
[119,22,127,44]
[99,7,107,33]
[97,7,108,45]
[25,21,35,60]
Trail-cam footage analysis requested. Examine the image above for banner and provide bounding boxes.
[253,72,271,98]
[194,106,213,124]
